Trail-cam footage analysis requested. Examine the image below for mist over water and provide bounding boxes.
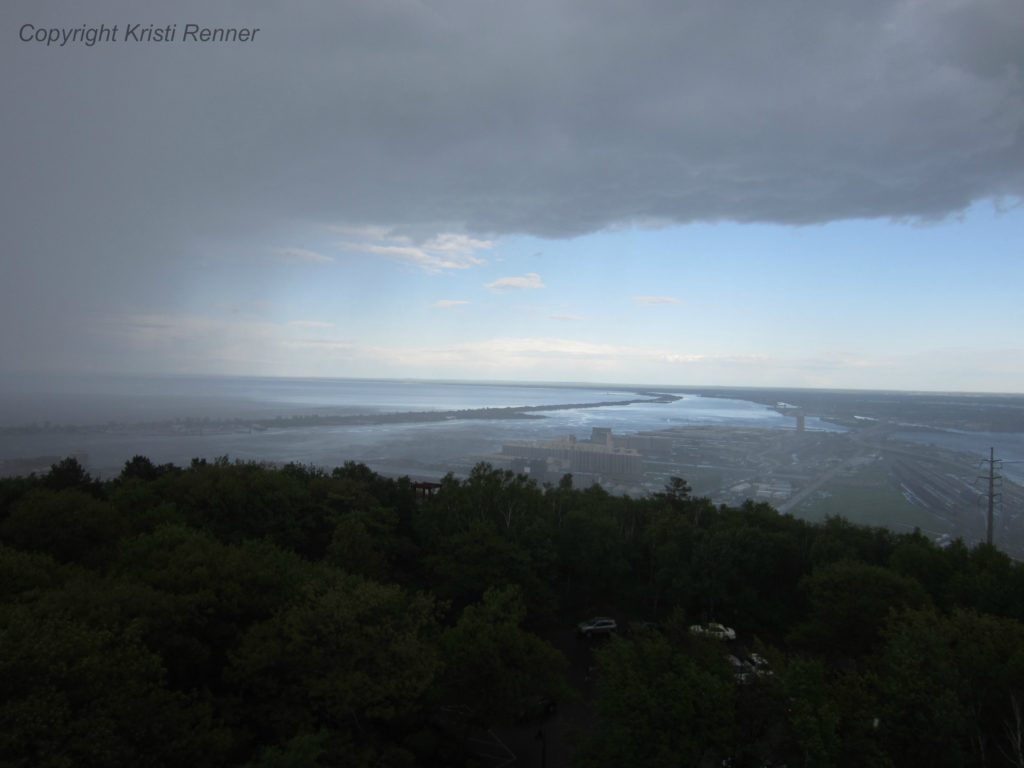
[2,374,1024,554]
[0,376,837,478]
[0,375,637,427]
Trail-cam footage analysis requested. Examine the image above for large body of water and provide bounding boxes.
[0,376,838,478]
[0,377,639,425]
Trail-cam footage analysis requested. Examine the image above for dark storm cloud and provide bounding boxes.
[1,0,1022,369]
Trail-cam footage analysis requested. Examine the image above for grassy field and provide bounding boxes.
[682,467,727,497]
[792,462,955,537]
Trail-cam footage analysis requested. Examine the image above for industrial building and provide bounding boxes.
[501,428,654,481]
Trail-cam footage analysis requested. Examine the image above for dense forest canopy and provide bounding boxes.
[3,456,1024,766]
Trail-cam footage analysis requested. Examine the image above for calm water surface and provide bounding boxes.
[0,376,835,477]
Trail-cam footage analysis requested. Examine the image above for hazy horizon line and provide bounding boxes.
[2,370,1021,399]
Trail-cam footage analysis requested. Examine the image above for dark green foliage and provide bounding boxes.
[437,586,567,725]
[653,475,692,508]
[794,559,930,657]
[889,532,956,606]
[873,609,971,767]
[425,523,557,619]
[0,489,127,568]
[0,475,37,524]
[43,456,102,496]
[327,514,389,579]
[810,515,898,567]
[152,460,342,557]
[227,574,441,746]
[3,456,1024,766]
[579,632,734,768]
[0,606,226,767]
[247,730,331,768]
[782,659,843,767]
[120,454,161,482]
[0,545,76,602]
[557,507,631,609]
[947,544,1024,619]
[873,608,1024,767]
[112,525,317,691]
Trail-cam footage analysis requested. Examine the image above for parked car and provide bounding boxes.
[689,622,736,641]
[725,652,773,683]
[577,617,618,637]
[746,653,773,676]
[725,654,752,684]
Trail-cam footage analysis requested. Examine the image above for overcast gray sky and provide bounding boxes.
[2,0,1023,389]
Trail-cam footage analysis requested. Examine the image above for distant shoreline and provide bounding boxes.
[0,392,681,437]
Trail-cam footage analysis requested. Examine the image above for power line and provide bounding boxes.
[977,448,1004,547]
[975,451,1024,550]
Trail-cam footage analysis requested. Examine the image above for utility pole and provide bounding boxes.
[987,447,996,546]
[976,451,1024,550]
[979,447,1003,547]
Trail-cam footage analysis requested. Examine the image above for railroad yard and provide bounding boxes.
[635,420,1024,557]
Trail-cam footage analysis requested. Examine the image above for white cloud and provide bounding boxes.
[327,225,395,240]
[287,320,336,329]
[357,243,484,271]
[275,248,335,264]
[339,229,493,272]
[549,313,584,321]
[280,338,356,352]
[663,353,706,363]
[434,299,470,308]
[363,336,627,373]
[486,272,545,291]
[91,312,1024,390]
[633,295,680,305]
[470,337,617,357]
[424,233,495,257]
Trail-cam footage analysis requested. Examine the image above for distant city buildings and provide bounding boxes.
[776,402,806,432]
[502,428,670,483]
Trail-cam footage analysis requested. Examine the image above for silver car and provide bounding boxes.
[577,617,618,637]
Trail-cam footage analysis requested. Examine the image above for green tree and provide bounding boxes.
[227,574,441,750]
[436,585,566,726]
[43,456,101,495]
[0,489,126,568]
[579,632,734,768]
[120,455,161,482]
[794,559,929,657]
[114,525,316,690]
[247,731,331,768]
[947,544,1023,620]
[653,476,692,509]
[873,609,969,767]
[327,515,389,580]
[555,507,631,612]
[425,523,556,620]
[0,545,75,603]
[156,461,338,557]
[782,659,842,768]
[0,607,225,768]
[888,534,954,608]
